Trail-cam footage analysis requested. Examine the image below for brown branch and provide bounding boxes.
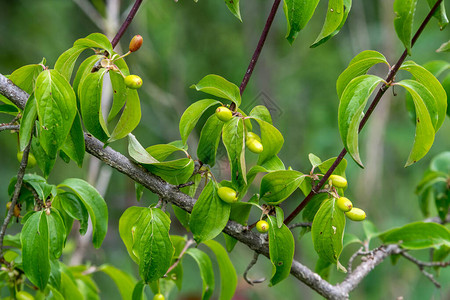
[284,0,444,225]
[243,252,266,285]
[165,239,195,276]
[0,124,19,132]
[110,0,144,48]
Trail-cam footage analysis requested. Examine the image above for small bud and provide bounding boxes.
[129,35,143,52]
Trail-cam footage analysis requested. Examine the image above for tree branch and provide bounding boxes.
[284,0,444,225]
[110,0,144,48]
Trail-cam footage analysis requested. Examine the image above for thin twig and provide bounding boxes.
[165,239,195,276]
[0,124,19,132]
[176,181,194,189]
[284,0,444,225]
[243,252,266,285]
[111,0,144,48]
[288,222,312,230]
[400,251,450,268]
[0,141,31,263]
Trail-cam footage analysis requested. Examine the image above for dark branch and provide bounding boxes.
[111,0,144,48]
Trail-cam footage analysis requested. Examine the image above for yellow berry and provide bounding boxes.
[246,132,261,142]
[153,293,165,300]
[124,75,143,89]
[256,220,269,233]
[217,187,238,203]
[17,152,36,168]
[336,197,353,212]
[129,35,143,52]
[329,174,347,189]
[246,138,263,154]
[16,291,34,300]
[215,107,233,122]
[345,207,366,221]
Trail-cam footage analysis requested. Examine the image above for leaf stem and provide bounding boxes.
[284,0,444,225]
[164,239,195,276]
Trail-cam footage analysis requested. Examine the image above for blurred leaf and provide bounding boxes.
[437,40,450,52]
[343,232,362,248]
[338,75,383,167]
[379,222,450,249]
[315,258,331,281]
[430,151,450,174]
[186,248,215,300]
[267,215,295,286]
[311,198,346,272]
[204,240,237,300]
[427,0,448,30]
[179,99,221,144]
[224,0,242,21]
[191,74,241,107]
[190,181,231,244]
[283,0,320,44]
[58,178,108,248]
[362,220,379,243]
[99,264,136,300]
[396,80,437,167]
[260,170,305,205]
[393,0,417,55]
[197,114,224,166]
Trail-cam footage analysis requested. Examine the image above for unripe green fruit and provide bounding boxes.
[329,175,347,189]
[336,197,353,212]
[246,138,263,154]
[153,293,165,300]
[215,107,233,122]
[256,220,269,233]
[16,291,34,300]
[217,186,238,203]
[246,132,261,142]
[129,35,143,52]
[124,75,143,89]
[345,207,366,221]
[17,152,36,168]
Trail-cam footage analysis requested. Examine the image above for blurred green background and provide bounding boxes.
[0,0,449,299]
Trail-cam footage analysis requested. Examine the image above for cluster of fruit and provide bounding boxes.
[328,175,366,221]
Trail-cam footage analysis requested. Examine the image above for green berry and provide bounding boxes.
[329,174,347,189]
[217,186,238,203]
[246,138,263,154]
[256,220,269,233]
[153,294,165,300]
[17,152,37,168]
[124,75,143,89]
[215,106,233,122]
[336,197,353,212]
[129,35,143,52]
[16,291,34,300]
[246,132,261,142]
[345,207,366,221]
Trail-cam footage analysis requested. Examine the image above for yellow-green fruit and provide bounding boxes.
[16,291,34,300]
[329,174,347,189]
[17,152,36,167]
[215,106,233,122]
[246,138,263,154]
[124,75,143,89]
[246,132,261,142]
[336,197,353,212]
[129,35,143,52]
[256,220,269,233]
[153,293,165,300]
[217,186,238,203]
[345,207,366,221]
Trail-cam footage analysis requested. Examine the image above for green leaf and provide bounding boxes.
[132,280,146,300]
[35,69,77,158]
[311,0,351,48]
[275,206,284,229]
[108,88,141,143]
[427,0,448,30]
[308,153,322,168]
[119,206,145,263]
[108,61,129,122]
[58,178,108,248]
[56,192,89,235]
[224,0,242,21]
[31,136,57,177]
[283,0,320,44]
[197,114,224,166]
[222,117,246,190]
[99,264,136,300]
[437,40,450,52]
[203,240,237,300]
[400,61,447,131]
[191,75,241,107]
[146,142,188,161]
[343,232,362,248]
[54,46,85,81]
[318,157,348,178]
[79,68,110,142]
[393,0,417,55]
[315,258,332,281]
[260,170,305,205]
[5,63,44,95]
[60,113,85,167]
[0,103,19,115]
[190,181,231,244]
[303,194,329,222]
[336,50,389,98]
[338,75,384,167]
[128,134,159,164]
[144,158,195,185]
[19,94,37,151]
[21,211,50,290]
[250,117,284,166]
[396,80,437,166]
[185,248,215,300]
[249,105,273,124]
[362,220,379,243]
[47,209,66,259]
[57,268,84,300]
[179,99,221,144]
[311,198,346,271]
[430,151,450,174]
[267,215,295,286]
[73,55,103,100]
[20,173,55,200]
[73,32,113,56]
[379,222,450,249]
